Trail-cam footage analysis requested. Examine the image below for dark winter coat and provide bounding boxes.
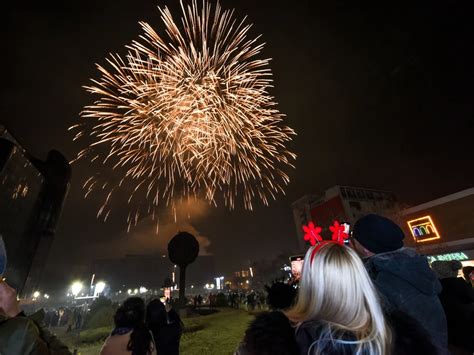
[149,309,183,355]
[295,312,438,355]
[0,311,72,355]
[364,247,448,354]
[0,314,50,355]
[295,321,369,355]
[438,277,474,351]
[387,310,438,355]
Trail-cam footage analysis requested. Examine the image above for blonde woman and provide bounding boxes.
[287,242,392,355]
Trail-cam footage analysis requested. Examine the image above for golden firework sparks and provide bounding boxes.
[70,0,296,231]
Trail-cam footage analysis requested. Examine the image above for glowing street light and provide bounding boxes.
[215,276,225,290]
[44,294,50,299]
[33,291,40,299]
[95,281,106,295]
[71,282,83,297]
[127,289,132,295]
[139,286,147,294]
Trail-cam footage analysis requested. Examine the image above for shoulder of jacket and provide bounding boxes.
[2,316,39,331]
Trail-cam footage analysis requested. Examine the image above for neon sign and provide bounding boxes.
[407,215,441,243]
[428,252,468,263]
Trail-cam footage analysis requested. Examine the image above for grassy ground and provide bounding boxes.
[58,308,254,355]
[180,308,254,355]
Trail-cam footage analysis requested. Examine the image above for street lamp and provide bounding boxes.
[33,291,40,299]
[215,276,225,290]
[71,281,83,297]
[95,281,106,295]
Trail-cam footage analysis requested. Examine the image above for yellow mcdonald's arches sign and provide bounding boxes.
[407,215,441,243]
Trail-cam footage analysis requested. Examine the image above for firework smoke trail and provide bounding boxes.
[70,0,296,231]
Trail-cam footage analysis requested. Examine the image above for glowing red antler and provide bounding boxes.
[329,220,349,245]
[302,221,323,246]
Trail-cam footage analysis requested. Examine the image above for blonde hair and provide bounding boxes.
[286,243,392,355]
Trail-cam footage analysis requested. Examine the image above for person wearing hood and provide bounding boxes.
[351,214,448,354]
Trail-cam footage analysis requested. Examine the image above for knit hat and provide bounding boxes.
[431,260,462,279]
[353,214,404,253]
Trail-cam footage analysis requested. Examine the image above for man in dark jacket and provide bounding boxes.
[352,214,448,354]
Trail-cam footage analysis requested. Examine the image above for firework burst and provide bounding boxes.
[71,0,296,230]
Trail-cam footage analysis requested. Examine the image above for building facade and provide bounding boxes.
[292,185,397,251]
[401,188,474,268]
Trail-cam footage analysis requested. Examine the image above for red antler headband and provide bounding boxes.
[302,220,350,265]
[329,220,349,245]
[309,241,331,265]
[302,222,322,246]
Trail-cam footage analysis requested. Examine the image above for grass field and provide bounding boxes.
[180,308,254,355]
[59,308,254,355]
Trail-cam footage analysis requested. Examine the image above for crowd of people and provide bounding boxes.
[191,291,267,311]
[236,214,474,355]
[1,214,473,354]
[41,307,84,331]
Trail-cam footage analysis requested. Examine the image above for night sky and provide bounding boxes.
[2,0,474,290]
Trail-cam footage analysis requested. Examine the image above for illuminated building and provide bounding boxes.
[292,185,397,251]
[0,125,70,297]
[226,269,252,290]
[401,188,474,268]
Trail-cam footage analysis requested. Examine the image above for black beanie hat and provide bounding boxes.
[353,214,404,253]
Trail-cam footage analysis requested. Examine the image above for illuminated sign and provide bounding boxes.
[407,215,441,243]
[428,252,468,263]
